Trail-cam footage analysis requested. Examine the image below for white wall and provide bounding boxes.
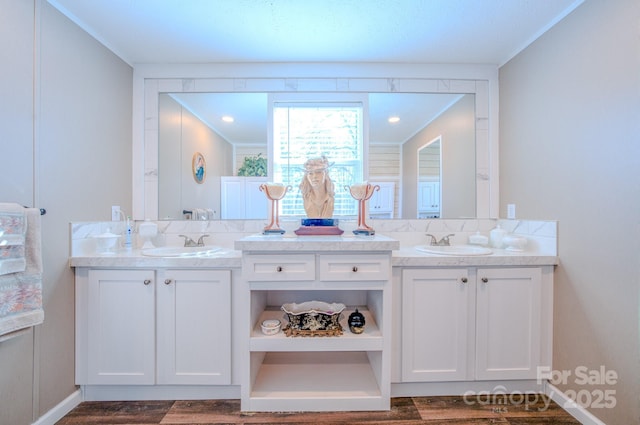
[499,0,640,423]
[0,1,133,423]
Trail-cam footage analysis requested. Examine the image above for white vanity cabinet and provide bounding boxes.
[76,268,231,386]
[401,266,551,383]
[368,182,395,218]
[238,244,395,412]
[220,176,268,219]
[417,181,440,218]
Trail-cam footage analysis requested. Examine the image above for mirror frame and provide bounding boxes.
[132,63,498,220]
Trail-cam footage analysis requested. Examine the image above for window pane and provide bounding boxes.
[273,103,363,216]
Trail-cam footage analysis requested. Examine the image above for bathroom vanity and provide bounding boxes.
[70,218,558,410]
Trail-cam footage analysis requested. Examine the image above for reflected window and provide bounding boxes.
[272,102,364,216]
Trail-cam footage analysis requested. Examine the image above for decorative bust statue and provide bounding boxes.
[299,156,335,218]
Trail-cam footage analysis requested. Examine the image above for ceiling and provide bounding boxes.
[47,0,583,145]
[48,0,582,66]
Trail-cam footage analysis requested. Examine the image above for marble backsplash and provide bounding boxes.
[70,218,557,257]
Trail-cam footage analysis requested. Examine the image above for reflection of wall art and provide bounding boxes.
[192,152,206,184]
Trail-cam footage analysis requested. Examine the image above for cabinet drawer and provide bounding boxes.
[319,254,390,281]
[244,254,315,281]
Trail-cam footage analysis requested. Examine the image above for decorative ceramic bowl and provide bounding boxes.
[281,301,346,335]
[93,232,120,254]
[502,235,528,251]
[260,319,281,335]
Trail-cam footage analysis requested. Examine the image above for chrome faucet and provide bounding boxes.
[179,234,209,247]
[426,233,455,246]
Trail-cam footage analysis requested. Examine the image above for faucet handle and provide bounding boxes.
[196,234,210,246]
[178,234,196,247]
[425,234,437,245]
[441,234,455,245]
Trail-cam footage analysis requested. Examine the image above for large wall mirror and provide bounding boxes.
[133,72,496,220]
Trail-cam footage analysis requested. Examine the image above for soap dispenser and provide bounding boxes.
[489,224,506,248]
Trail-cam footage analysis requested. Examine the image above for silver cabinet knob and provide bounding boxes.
[164,279,172,285]
[352,266,358,272]
[481,277,488,283]
[143,279,151,285]
[460,277,468,283]
[276,266,283,272]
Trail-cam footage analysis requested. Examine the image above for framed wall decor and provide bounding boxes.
[192,152,206,184]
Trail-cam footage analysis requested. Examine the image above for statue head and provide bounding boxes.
[299,156,335,218]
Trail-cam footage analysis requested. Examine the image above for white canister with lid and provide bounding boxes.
[489,225,507,248]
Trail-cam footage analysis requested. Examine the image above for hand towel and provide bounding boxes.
[0,203,27,276]
[0,207,43,338]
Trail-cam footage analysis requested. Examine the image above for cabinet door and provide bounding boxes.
[475,268,542,380]
[87,269,155,385]
[157,269,231,385]
[220,177,245,219]
[418,181,440,213]
[369,182,394,216]
[401,268,473,382]
[221,177,268,219]
[245,178,268,219]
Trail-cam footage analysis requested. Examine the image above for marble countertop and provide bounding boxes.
[234,233,400,252]
[69,247,242,268]
[70,236,558,268]
[392,246,559,267]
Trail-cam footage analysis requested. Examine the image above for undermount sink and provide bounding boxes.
[415,245,493,256]
[141,245,222,257]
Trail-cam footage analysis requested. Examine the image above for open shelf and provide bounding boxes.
[248,351,387,412]
[250,306,382,351]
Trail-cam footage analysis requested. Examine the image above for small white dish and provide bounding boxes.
[261,319,281,335]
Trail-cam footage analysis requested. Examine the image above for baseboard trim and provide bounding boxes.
[545,383,606,425]
[32,389,82,425]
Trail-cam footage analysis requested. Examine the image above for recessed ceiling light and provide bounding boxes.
[222,115,234,123]
[388,116,400,124]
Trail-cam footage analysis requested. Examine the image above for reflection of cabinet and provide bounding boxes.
[220,177,268,219]
[401,267,549,383]
[369,182,395,218]
[76,268,231,386]
[417,181,440,218]
[241,250,392,412]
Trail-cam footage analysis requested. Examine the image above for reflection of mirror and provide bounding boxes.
[401,94,476,219]
[417,138,441,218]
[157,91,476,219]
[136,76,496,220]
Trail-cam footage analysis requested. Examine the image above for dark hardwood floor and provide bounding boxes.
[56,396,582,424]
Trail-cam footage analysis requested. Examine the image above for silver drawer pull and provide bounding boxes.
[143,279,151,285]
[164,279,172,285]
[276,266,283,272]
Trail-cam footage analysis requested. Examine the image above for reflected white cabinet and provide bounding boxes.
[220,176,268,219]
[417,181,440,218]
[77,268,231,386]
[401,267,549,383]
[369,182,395,218]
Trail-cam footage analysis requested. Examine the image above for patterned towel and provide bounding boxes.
[0,203,27,276]
[0,207,43,338]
